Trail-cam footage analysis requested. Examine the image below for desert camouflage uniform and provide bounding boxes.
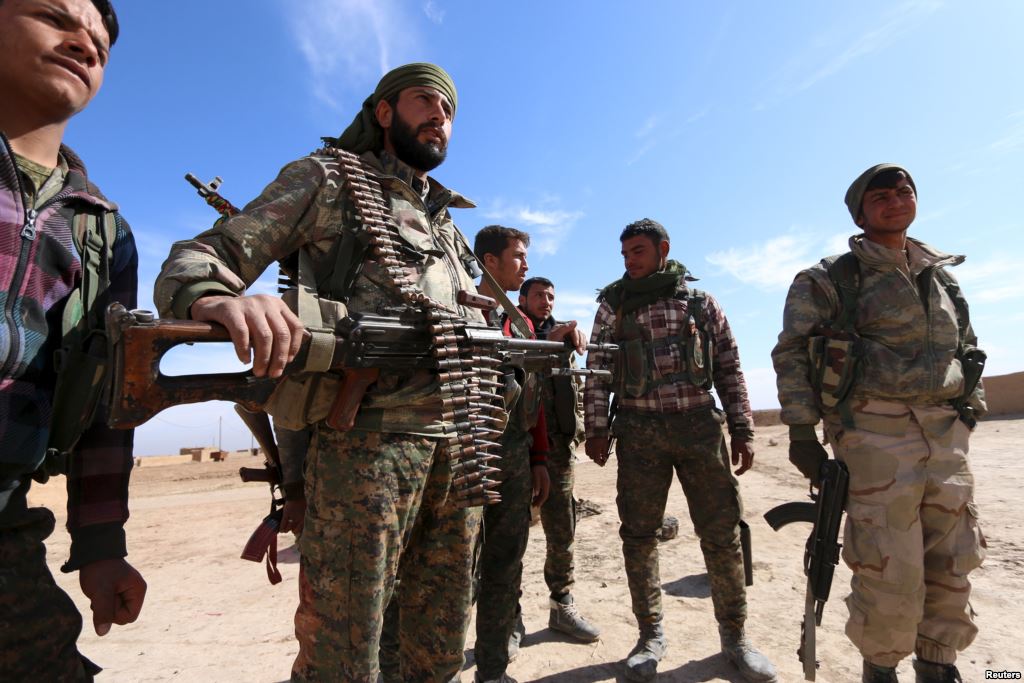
[772,235,987,667]
[156,150,484,682]
[535,317,585,598]
[584,285,754,632]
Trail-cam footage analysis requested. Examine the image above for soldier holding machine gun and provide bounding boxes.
[772,164,987,683]
[153,63,511,683]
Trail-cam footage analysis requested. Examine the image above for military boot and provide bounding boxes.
[549,593,601,642]
[719,626,779,683]
[913,658,963,683]
[507,610,526,662]
[863,660,899,682]
[624,622,668,682]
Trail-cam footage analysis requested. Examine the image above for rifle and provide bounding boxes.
[234,405,286,585]
[763,460,849,681]
[185,172,240,218]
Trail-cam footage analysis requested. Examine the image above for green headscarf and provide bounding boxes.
[334,63,458,154]
[599,260,696,315]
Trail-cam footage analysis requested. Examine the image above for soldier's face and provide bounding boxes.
[620,235,668,279]
[520,284,554,321]
[485,239,529,292]
[857,176,917,234]
[379,86,453,173]
[0,0,109,122]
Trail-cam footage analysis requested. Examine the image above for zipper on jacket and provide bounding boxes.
[1,190,69,377]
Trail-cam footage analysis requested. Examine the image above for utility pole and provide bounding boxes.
[218,416,223,451]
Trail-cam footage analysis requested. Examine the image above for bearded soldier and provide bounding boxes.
[772,164,986,683]
[155,63,486,682]
[584,219,777,683]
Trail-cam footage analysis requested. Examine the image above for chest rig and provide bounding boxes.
[295,146,508,507]
[613,290,713,398]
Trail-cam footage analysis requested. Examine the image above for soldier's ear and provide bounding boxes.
[658,240,670,259]
[375,99,393,130]
[855,212,866,227]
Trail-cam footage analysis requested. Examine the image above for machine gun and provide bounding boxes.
[104,303,613,429]
[763,460,849,681]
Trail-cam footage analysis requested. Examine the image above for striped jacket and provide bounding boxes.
[0,134,138,570]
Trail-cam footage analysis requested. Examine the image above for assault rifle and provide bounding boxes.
[104,303,614,431]
[763,460,849,681]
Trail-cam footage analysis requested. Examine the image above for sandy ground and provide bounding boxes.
[29,418,1024,682]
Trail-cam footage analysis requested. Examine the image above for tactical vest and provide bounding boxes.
[808,252,983,428]
[42,209,119,474]
[613,290,713,399]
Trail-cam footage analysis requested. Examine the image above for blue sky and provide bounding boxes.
[66,1,1024,455]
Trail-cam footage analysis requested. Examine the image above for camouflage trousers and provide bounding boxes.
[0,489,98,681]
[824,401,985,668]
[293,427,481,683]
[540,433,576,598]
[474,433,532,679]
[614,408,747,631]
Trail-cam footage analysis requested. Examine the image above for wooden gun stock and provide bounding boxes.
[106,304,281,428]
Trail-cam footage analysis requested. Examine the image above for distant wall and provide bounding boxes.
[982,371,1024,418]
[751,371,1022,424]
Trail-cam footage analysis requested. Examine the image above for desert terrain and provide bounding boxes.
[30,417,1024,682]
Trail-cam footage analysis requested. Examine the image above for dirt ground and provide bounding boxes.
[29,418,1024,682]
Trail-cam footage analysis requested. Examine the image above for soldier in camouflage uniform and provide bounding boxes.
[155,63,486,683]
[518,276,601,643]
[470,226,586,683]
[0,2,149,680]
[772,165,986,683]
[584,219,777,683]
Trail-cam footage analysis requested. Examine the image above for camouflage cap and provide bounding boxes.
[336,63,458,154]
[90,0,119,46]
[844,163,916,221]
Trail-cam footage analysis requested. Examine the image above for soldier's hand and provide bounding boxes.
[191,294,305,378]
[531,464,551,507]
[585,437,609,466]
[280,497,306,535]
[548,320,587,354]
[79,558,147,636]
[731,438,755,475]
[789,439,829,483]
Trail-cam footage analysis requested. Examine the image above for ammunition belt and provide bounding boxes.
[316,146,505,507]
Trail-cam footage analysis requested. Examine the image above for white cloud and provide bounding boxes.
[759,0,941,107]
[422,0,445,24]
[989,110,1024,153]
[551,290,600,323]
[705,230,851,291]
[286,0,418,109]
[483,200,584,257]
[956,256,1024,304]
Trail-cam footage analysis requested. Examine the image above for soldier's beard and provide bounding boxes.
[389,111,447,172]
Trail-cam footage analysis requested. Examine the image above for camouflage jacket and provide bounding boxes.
[772,234,986,428]
[155,150,483,435]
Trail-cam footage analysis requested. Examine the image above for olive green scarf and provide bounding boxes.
[599,260,695,315]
